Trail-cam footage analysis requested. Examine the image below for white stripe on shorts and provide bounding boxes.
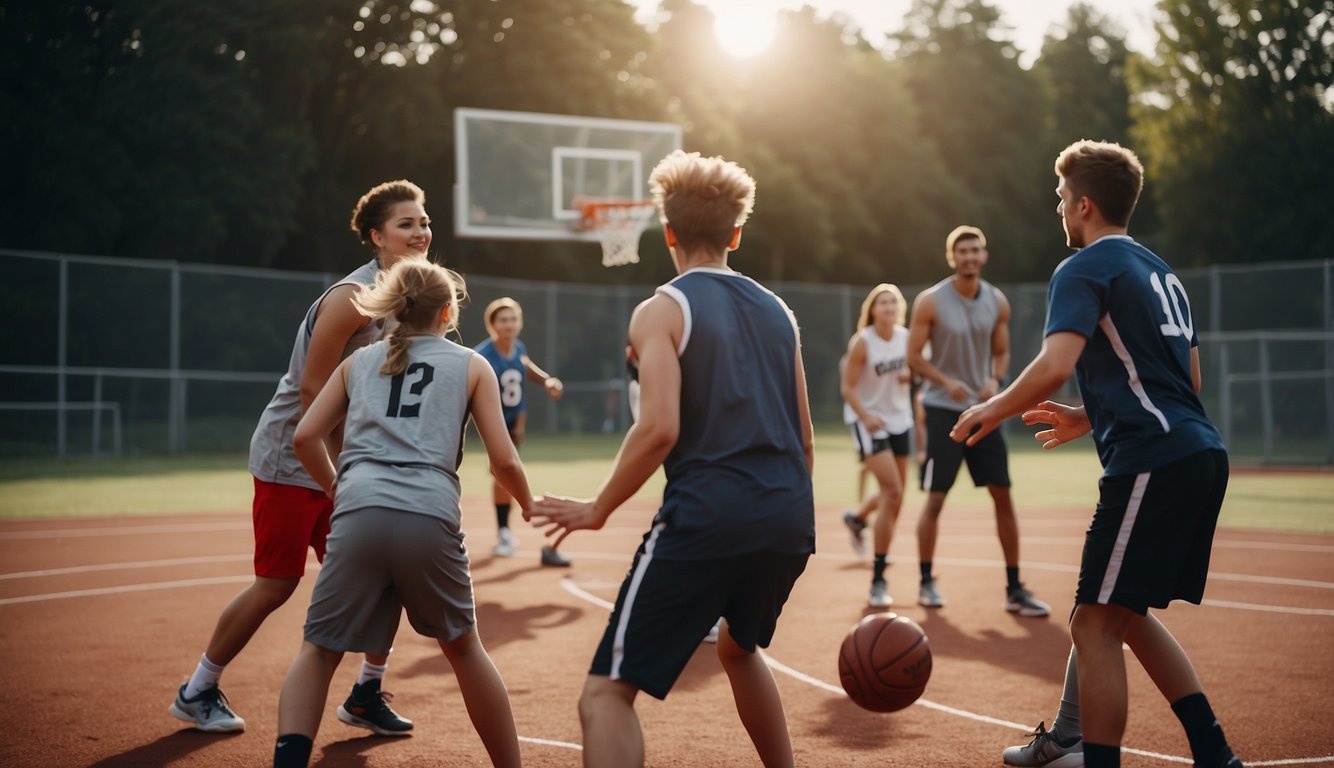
[1098,471,1150,604]
[610,522,666,681]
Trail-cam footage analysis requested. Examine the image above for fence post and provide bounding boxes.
[546,281,558,434]
[57,256,69,458]
[169,262,183,454]
[1259,335,1273,463]
[92,371,103,457]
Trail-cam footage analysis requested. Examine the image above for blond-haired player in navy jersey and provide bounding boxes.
[952,140,1243,768]
[532,150,815,768]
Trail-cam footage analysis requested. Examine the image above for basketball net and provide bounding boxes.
[580,200,657,268]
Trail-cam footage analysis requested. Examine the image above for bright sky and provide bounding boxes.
[632,0,1161,66]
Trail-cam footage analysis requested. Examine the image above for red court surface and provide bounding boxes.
[2,499,1331,767]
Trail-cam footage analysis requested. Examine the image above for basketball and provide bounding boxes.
[838,612,931,712]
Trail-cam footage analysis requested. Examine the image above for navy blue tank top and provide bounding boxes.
[649,267,815,559]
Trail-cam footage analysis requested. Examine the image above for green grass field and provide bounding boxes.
[2,429,1331,532]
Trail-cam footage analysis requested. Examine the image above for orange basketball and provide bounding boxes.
[838,612,931,712]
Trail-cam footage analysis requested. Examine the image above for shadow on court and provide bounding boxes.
[312,734,400,767]
[85,729,241,767]
[916,608,1071,681]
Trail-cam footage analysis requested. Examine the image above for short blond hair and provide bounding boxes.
[945,225,986,268]
[649,150,756,253]
[858,284,907,331]
[483,297,522,339]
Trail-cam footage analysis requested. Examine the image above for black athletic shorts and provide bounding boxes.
[920,405,1011,492]
[1076,449,1229,615]
[590,523,809,700]
[849,423,909,461]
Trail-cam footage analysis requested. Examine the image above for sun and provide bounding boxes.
[713,8,776,58]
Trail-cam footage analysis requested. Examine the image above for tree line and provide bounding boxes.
[2,0,1331,286]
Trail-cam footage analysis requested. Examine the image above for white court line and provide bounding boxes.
[0,554,252,580]
[517,735,580,750]
[559,577,1334,766]
[0,522,249,539]
[4,552,1332,617]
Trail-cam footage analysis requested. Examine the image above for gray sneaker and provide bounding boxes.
[842,510,867,558]
[170,683,245,733]
[540,545,571,567]
[868,579,892,608]
[1006,584,1051,618]
[918,577,945,608]
[1003,722,1083,767]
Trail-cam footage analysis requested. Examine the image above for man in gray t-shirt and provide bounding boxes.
[906,225,1050,618]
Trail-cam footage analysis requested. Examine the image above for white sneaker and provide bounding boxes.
[868,579,893,608]
[493,527,517,557]
[170,683,245,733]
[918,577,946,608]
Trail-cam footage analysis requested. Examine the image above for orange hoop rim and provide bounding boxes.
[574,198,656,231]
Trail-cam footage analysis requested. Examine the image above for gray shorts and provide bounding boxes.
[304,507,475,654]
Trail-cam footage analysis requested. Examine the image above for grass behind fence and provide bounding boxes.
[1,429,1330,533]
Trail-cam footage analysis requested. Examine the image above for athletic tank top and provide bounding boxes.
[334,335,473,525]
[249,260,385,490]
[651,267,815,560]
[474,338,527,426]
[851,325,913,435]
[918,277,1000,413]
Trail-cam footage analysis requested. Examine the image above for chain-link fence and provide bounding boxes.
[2,249,1330,465]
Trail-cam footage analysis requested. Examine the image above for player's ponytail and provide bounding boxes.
[353,259,467,376]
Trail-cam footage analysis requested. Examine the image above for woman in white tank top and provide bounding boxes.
[839,283,913,609]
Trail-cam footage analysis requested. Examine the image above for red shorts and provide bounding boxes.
[251,477,332,579]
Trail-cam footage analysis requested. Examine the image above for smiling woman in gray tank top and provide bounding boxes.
[170,181,431,737]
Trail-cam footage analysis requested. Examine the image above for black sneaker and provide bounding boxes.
[337,678,413,737]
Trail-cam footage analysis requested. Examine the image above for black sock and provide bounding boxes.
[274,733,313,768]
[919,561,933,582]
[1171,692,1230,767]
[495,503,511,529]
[873,554,888,582]
[1083,741,1119,768]
[1006,566,1022,591]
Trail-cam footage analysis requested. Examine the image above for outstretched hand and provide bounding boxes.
[530,495,607,541]
[1021,400,1091,450]
[950,401,1001,446]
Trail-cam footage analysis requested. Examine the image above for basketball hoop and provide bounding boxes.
[577,199,657,268]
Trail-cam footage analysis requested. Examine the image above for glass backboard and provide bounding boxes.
[454,108,683,242]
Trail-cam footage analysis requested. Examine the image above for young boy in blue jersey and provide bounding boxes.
[951,140,1243,768]
[532,150,816,768]
[475,298,566,565]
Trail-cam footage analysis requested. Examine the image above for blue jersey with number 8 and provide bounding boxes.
[1044,235,1224,475]
[475,338,527,428]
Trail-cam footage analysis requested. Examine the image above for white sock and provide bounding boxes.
[357,660,388,686]
[184,654,225,699]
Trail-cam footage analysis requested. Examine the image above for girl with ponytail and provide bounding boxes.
[278,258,530,768]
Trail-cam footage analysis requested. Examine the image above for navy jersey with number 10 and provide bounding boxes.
[1044,235,1224,475]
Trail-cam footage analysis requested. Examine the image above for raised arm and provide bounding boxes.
[530,294,681,534]
[521,351,564,400]
[950,331,1087,446]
